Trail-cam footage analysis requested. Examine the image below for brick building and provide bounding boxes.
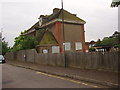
[24,8,86,53]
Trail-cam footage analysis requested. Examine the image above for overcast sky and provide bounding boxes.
[0,0,118,47]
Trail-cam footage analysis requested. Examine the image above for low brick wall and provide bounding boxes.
[5,49,118,72]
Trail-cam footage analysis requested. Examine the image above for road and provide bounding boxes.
[2,64,106,88]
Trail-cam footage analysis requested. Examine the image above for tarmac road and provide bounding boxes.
[2,64,108,88]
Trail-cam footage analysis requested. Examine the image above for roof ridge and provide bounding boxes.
[61,9,86,22]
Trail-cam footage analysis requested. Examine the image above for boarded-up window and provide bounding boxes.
[52,46,60,53]
[63,42,71,51]
[42,49,48,53]
[75,42,82,50]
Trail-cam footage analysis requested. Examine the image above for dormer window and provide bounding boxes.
[39,17,42,26]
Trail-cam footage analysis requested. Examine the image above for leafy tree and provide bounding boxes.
[11,30,38,52]
[0,39,9,55]
[95,39,102,46]
[102,37,116,46]
[2,41,9,55]
[21,36,38,49]
[95,32,120,51]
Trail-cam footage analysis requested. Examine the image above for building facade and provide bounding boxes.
[24,8,86,53]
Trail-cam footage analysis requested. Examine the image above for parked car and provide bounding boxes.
[0,55,5,64]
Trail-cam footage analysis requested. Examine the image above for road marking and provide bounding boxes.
[36,71,100,88]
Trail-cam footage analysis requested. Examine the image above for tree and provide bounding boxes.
[94,32,120,50]
[21,36,38,49]
[102,37,116,46]
[95,39,102,47]
[0,39,9,55]
[2,41,9,55]
[11,30,38,52]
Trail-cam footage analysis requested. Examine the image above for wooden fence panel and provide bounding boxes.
[5,49,118,72]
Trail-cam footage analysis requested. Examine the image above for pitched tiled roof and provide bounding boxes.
[39,31,58,46]
[41,9,61,25]
[25,8,86,35]
[24,22,39,35]
[40,8,86,26]
[58,9,86,23]
[36,29,46,42]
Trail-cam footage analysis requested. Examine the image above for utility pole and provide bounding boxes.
[61,0,67,67]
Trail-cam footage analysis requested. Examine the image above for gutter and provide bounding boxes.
[39,19,86,28]
[24,19,86,35]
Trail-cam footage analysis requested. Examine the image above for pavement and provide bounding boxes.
[6,60,119,88]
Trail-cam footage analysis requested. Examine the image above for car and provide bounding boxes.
[0,55,5,64]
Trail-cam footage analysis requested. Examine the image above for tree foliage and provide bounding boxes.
[0,39,10,55]
[95,32,120,48]
[102,37,117,46]
[11,31,38,52]
[95,39,102,47]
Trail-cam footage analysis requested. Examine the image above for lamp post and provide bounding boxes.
[61,0,67,67]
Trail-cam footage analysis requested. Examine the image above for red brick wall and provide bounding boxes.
[56,22,62,52]
[55,22,86,53]
[81,25,86,52]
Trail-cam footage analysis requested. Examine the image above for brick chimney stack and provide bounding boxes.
[53,8,60,14]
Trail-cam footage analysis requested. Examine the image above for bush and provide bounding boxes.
[89,47,96,52]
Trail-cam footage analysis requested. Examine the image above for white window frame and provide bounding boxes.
[52,46,60,53]
[42,49,48,53]
[63,42,71,51]
[75,42,82,50]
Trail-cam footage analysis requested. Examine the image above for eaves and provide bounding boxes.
[39,19,86,28]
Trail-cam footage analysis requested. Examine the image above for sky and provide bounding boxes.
[0,0,118,47]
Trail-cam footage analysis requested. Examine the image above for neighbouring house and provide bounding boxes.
[85,41,111,52]
[89,40,96,48]
[24,8,86,53]
[94,46,119,52]
[85,31,120,52]
[85,40,96,52]
[94,31,120,52]
[94,46,112,52]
